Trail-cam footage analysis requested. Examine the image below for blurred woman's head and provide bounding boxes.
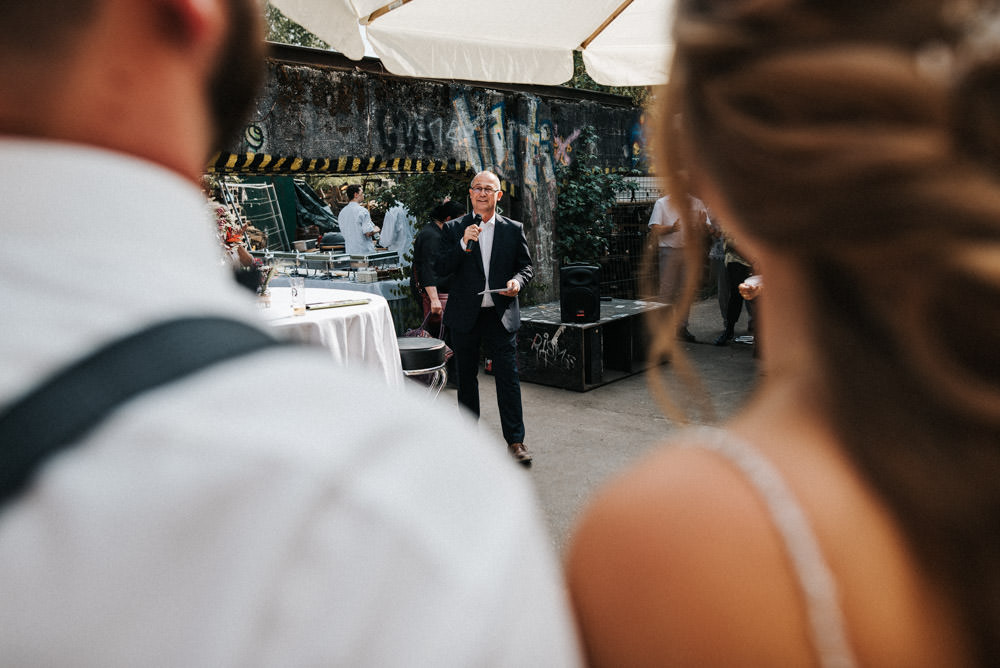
[659,1,1000,661]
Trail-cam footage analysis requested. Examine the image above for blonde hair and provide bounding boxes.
[658,0,1000,661]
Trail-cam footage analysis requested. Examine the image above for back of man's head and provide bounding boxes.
[0,1,101,135]
[346,185,363,201]
[439,201,466,222]
[0,0,266,181]
[0,2,99,54]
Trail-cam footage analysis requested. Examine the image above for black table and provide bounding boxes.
[515,298,667,391]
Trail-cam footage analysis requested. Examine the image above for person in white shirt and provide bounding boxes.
[648,194,708,342]
[338,185,379,255]
[379,201,417,264]
[0,2,582,666]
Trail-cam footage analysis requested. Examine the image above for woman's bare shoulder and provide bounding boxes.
[566,435,815,666]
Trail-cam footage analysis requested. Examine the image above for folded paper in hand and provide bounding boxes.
[477,287,510,295]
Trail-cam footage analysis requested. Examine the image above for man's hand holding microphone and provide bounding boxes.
[463,214,483,250]
[463,213,519,296]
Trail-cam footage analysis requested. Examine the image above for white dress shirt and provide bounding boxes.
[338,200,376,255]
[379,203,416,263]
[462,214,520,308]
[478,214,495,307]
[0,139,583,668]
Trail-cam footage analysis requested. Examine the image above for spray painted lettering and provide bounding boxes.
[553,128,581,165]
[530,326,576,371]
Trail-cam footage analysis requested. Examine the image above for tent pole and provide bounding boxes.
[365,0,415,25]
[580,0,634,50]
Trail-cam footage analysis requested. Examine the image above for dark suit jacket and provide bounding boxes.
[437,213,533,334]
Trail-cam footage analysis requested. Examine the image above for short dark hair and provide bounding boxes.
[435,201,466,222]
[0,1,99,53]
[345,185,362,200]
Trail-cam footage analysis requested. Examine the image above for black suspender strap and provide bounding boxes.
[0,317,286,505]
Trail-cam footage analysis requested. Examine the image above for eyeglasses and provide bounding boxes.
[470,186,499,194]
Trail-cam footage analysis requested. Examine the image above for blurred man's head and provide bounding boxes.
[0,0,266,179]
[208,0,267,151]
[0,3,99,51]
[0,1,101,136]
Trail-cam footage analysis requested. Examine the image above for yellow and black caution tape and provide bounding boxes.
[207,152,518,197]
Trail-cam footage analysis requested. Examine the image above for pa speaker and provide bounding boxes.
[560,264,601,323]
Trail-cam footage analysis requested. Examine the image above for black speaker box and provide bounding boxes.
[560,265,601,323]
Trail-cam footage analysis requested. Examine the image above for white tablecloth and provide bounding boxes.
[270,275,408,301]
[269,275,411,335]
[259,287,404,388]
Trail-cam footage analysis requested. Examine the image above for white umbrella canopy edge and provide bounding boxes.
[269,0,371,61]
[584,0,674,86]
[369,31,576,85]
[269,0,673,86]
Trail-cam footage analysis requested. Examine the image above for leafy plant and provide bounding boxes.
[371,172,470,227]
[553,126,636,265]
[568,52,650,108]
[363,173,469,330]
[265,3,330,49]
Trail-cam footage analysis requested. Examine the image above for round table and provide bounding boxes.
[259,287,404,388]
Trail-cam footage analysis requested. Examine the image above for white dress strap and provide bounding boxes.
[681,427,857,668]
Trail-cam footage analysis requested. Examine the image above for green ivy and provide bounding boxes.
[371,173,470,227]
[368,173,471,330]
[568,52,650,107]
[265,3,330,49]
[553,126,636,266]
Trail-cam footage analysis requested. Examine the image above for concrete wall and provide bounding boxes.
[216,51,647,299]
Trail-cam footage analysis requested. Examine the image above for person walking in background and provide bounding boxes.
[338,184,379,255]
[0,2,582,665]
[437,171,534,466]
[411,199,465,329]
[648,193,707,342]
[568,0,1000,665]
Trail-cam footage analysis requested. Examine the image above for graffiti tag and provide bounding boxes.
[530,326,576,371]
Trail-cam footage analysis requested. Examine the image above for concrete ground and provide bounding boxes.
[435,297,761,554]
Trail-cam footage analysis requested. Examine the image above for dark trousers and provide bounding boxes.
[723,261,755,335]
[711,256,729,325]
[451,307,525,444]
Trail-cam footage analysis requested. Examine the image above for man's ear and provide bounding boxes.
[152,0,225,48]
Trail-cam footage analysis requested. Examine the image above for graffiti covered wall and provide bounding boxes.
[221,57,645,299]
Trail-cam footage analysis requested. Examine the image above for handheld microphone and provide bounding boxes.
[466,213,483,252]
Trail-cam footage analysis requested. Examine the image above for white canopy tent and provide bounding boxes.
[269,0,673,87]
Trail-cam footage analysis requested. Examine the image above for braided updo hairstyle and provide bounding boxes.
[663,0,1000,661]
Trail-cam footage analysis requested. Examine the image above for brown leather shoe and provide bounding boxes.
[508,442,532,466]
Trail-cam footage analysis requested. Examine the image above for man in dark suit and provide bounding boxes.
[438,171,534,465]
